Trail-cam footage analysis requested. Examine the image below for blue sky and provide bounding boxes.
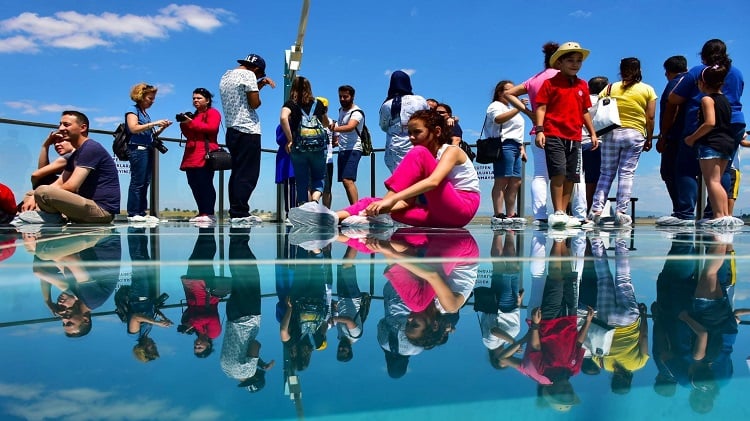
[0,1,748,215]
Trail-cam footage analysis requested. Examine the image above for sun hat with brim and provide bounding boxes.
[541,385,581,412]
[549,42,590,67]
[0,183,17,216]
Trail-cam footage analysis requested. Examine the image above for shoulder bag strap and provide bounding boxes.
[350,109,365,137]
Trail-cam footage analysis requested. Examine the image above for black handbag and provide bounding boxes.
[475,115,503,164]
[458,140,476,161]
[204,136,232,171]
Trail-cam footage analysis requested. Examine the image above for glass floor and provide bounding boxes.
[1,222,749,420]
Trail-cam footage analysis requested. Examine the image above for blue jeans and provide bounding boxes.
[185,167,216,215]
[290,148,326,205]
[127,146,153,216]
[673,140,700,219]
[226,128,261,218]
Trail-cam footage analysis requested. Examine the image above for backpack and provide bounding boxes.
[294,101,328,152]
[112,123,131,161]
[113,285,169,323]
[350,109,373,156]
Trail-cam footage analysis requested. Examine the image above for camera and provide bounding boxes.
[152,137,168,154]
[175,111,195,122]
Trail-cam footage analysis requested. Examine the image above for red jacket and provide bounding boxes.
[179,107,222,170]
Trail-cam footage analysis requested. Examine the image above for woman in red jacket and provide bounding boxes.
[179,88,222,224]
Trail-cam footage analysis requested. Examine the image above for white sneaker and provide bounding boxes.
[565,218,582,228]
[548,211,569,228]
[145,215,162,223]
[490,214,508,226]
[615,213,632,227]
[288,202,338,227]
[727,216,745,227]
[656,215,693,226]
[191,215,216,224]
[18,210,66,225]
[128,215,147,222]
[230,215,263,225]
[580,219,595,229]
[341,213,394,227]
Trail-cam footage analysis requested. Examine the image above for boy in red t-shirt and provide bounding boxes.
[534,42,599,228]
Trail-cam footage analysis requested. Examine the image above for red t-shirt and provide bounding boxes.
[535,73,592,141]
[519,316,584,380]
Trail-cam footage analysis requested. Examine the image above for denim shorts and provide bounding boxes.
[492,140,522,178]
[698,144,731,160]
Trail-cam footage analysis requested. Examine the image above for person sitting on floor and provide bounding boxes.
[15,111,120,225]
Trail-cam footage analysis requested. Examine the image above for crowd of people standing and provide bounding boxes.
[1,38,745,232]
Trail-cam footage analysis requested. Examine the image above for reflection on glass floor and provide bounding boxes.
[1,223,749,420]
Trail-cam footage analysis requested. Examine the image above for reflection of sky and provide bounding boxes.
[2,226,750,419]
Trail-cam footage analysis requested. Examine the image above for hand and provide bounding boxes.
[155,119,172,128]
[586,306,595,322]
[655,135,666,153]
[520,148,528,163]
[590,135,599,151]
[285,141,293,155]
[44,131,63,147]
[643,139,653,152]
[521,98,530,107]
[365,198,395,216]
[684,136,695,147]
[21,194,37,212]
[531,307,542,324]
[259,77,277,89]
[535,132,545,149]
[156,318,172,327]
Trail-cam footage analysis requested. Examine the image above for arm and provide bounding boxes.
[58,166,92,193]
[126,112,168,135]
[534,104,547,148]
[333,111,362,133]
[678,310,707,360]
[280,107,294,154]
[280,297,293,342]
[504,84,534,119]
[583,111,599,150]
[31,132,66,185]
[247,91,261,110]
[658,102,679,153]
[528,307,542,351]
[331,316,357,329]
[577,306,595,345]
[365,146,464,215]
[643,99,656,152]
[684,96,716,146]
[187,108,221,135]
[493,106,522,125]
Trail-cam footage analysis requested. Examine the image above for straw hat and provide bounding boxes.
[549,42,590,67]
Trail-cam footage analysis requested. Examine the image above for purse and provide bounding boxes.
[458,140,476,162]
[590,83,621,136]
[475,115,503,164]
[204,136,232,171]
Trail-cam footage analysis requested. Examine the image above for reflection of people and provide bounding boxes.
[127,227,172,362]
[290,110,479,228]
[330,242,370,363]
[377,281,423,379]
[579,236,649,394]
[476,230,524,368]
[370,228,478,349]
[179,227,220,358]
[34,231,121,337]
[221,227,274,392]
[18,111,120,225]
[279,240,333,372]
[500,238,593,412]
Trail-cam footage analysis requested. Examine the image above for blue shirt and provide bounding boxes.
[125,105,153,146]
[66,139,121,214]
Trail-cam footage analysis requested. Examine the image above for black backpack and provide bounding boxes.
[112,123,131,161]
[350,109,373,156]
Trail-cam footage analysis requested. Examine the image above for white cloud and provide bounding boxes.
[2,383,225,421]
[0,35,38,53]
[569,10,592,18]
[94,116,124,125]
[0,5,231,53]
[4,100,93,115]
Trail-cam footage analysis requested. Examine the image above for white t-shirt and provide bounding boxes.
[434,261,478,313]
[480,309,522,350]
[337,106,364,151]
[219,68,260,134]
[483,101,525,143]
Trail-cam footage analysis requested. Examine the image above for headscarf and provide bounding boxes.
[386,70,414,120]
